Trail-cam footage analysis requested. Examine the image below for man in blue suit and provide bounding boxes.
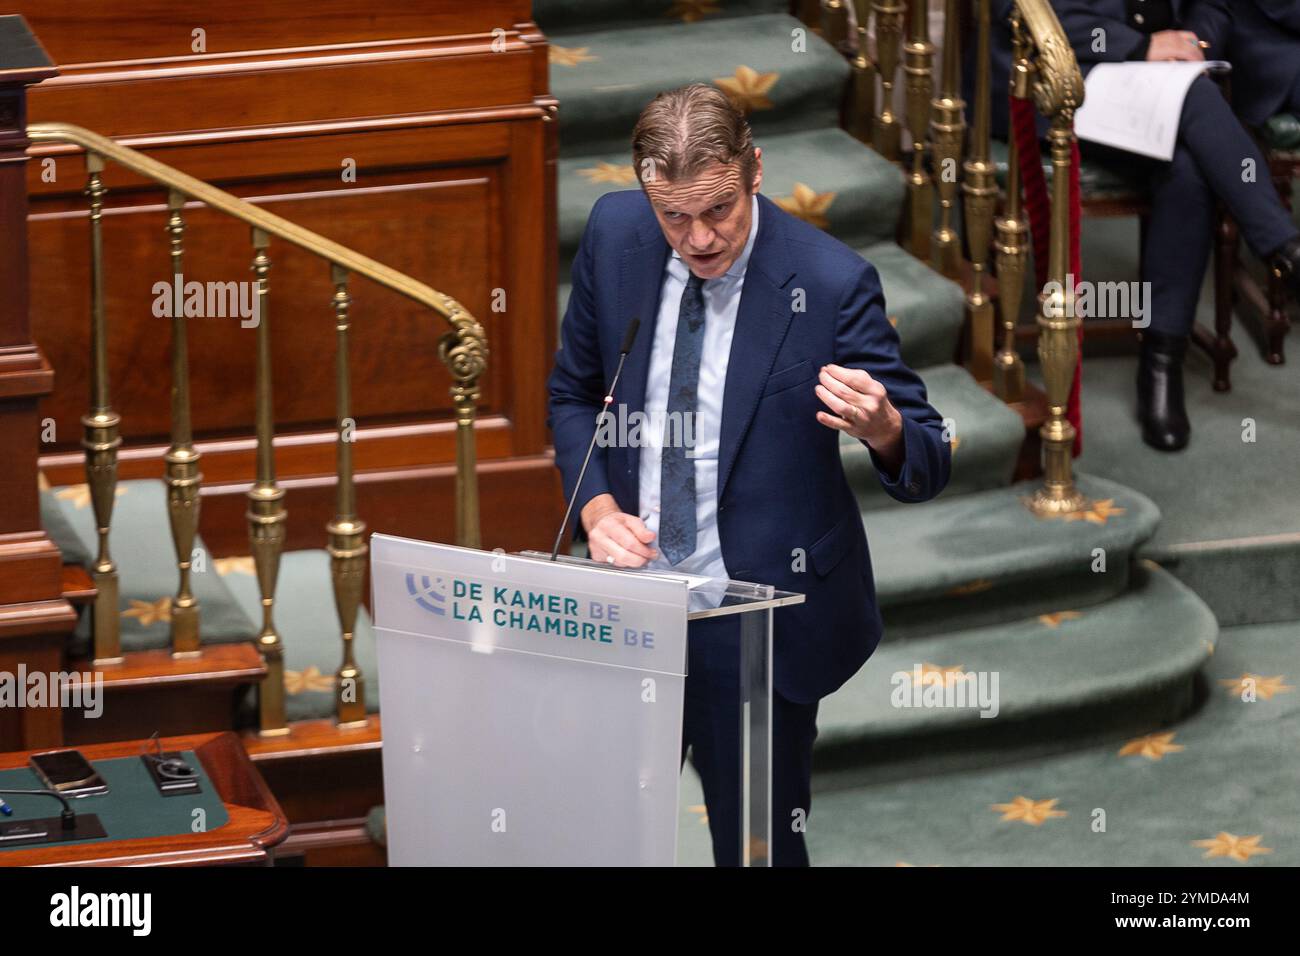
[546,84,951,866]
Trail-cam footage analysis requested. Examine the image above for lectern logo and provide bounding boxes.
[406,573,448,616]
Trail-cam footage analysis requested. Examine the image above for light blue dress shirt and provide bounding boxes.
[637,194,760,583]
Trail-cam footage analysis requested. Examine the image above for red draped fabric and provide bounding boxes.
[1009,96,1084,456]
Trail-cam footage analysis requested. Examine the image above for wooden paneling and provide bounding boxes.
[29,163,502,446]
[13,3,562,565]
[16,1,533,64]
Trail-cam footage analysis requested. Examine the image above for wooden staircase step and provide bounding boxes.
[72,642,267,690]
[61,563,95,605]
[63,642,266,745]
[244,717,383,825]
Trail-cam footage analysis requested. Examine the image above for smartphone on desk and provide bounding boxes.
[29,750,110,797]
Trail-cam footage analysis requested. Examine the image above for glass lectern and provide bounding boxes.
[371,534,803,867]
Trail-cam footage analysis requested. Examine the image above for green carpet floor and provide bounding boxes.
[678,616,1298,866]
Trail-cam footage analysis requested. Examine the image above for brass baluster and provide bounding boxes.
[247,227,288,735]
[930,0,965,278]
[846,1,879,145]
[440,316,486,549]
[962,0,997,383]
[164,190,202,656]
[1022,0,1091,517]
[872,0,905,159]
[329,266,368,727]
[903,0,935,256]
[823,0,850,47]
[83,152,123,665]
[993,16,1032,402]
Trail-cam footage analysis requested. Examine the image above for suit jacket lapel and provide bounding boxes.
[717,195,797,501]
[617,226,671,505]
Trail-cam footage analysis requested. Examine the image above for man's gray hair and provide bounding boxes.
[631,84,757,186]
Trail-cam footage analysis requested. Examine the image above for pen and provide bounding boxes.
[0,797,12,816]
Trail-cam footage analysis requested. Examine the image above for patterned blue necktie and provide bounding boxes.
[659,271,706,566]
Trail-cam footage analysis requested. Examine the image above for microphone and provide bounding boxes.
[550,317,641,562]
[0,787,77,830]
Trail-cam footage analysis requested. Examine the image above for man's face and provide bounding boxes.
[642,149,763,280]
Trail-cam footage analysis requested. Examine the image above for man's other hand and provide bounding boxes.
[581,493,659,567]
[1147,30,1205,61]
[815,363,906,481]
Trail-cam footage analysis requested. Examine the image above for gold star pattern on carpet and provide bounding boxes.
[122,597,171,627]
[577,161,638,185]
[285,666,335,695]
[1192,832,1272,862]
[888,315,899,327]
[55,483,127,510]
[1038,610,1082,629]
[714,65,779,112]
[550,45,599,67]
[911,662,967,687]
[1060,498,1126,525]
[1119,731,1184,760]
[667,0,722,22]
[687,803,709,825]
[991,796,1068,826]
[773,183,836,229]
[1218,673,1294,701]
[214,556,257,576]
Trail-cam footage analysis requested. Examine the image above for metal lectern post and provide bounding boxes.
[521,550,802,868]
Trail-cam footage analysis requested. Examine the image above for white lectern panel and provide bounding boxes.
[371,534,689,866]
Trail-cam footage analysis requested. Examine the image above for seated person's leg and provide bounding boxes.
[1178,74,1300,284]
[1135,144,1216,451]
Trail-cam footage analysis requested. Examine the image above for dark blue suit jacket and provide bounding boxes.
[546,190,951,704]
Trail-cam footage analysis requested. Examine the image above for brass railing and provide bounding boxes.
[811,0,1090,515]
[27,122,488,734]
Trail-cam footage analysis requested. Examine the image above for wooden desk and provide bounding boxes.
[0,732,288,866]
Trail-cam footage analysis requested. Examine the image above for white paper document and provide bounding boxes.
[1074,62,1231,161]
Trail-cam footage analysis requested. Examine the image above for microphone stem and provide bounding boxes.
[550,351,631,561]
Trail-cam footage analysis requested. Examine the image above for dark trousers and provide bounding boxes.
[680,614,820,867]
[1084,74,1300,337]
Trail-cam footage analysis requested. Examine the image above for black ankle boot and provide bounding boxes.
[1137,330,1191,451]
[1271,236,1300,299]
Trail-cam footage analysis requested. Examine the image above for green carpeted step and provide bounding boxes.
[843,362,1023,509]
[854,240,964,369]
[814,560,1216,781]
[536,0,789,35]
[867,472,1161,640]
[559,129,907,260]
[804,614,1296,865]
[549,14,850,157]
[43,480,258,656]
[223,548,380,725]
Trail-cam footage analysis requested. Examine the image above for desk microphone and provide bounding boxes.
[0,787,77,831]
[550,317,641,562]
